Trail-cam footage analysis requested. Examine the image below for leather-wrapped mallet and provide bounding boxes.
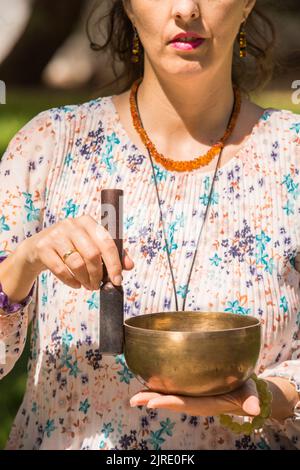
[99,189,124,355]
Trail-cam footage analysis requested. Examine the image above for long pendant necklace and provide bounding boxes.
[132,81,240,311]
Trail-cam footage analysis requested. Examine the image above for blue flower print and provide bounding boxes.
[210,191,219,205]
[257,439,271,450]
[102,422,114,438]
[62,199,79,218]
[64,153,73,167]
[290,123,300,134]
[281,174,300,199]
[283,200,295,216]
[200,190,219,206]
[117,366,134,384]
[60,347,72,369]
[271,141,279,162]
[279,296,288,313]
[151,164,168,183]
[44,419,56,438]
[199,193,210,206]
[261,111,271,121]
[176,285,190,299]
[255,231,274,274]
[209,253,222,266]
[160,418,175,437]
[60,329,81,377]
[204,176,210,192]
[79,398,91,414]
[101,132,120,174]
[87,292,99,310]
[41,293,47,307]
[22,192,40,222]
[62,329,73,347]
[102,153,117,175]
[0,215,10,233]
[106,132,120,150]
[163,213,185,255]
[31,402,37,413]
[149,430,165,450]
[255,231,271,253]
[148,418,176,450]
[125,216,134,230]
[115,353,134,384]
[41,273,47,287]
[225,300,251,315]
[69,360,80,378]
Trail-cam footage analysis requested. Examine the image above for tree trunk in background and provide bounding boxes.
[0,0,86,86]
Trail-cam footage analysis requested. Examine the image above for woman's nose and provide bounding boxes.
[172,0,200,22]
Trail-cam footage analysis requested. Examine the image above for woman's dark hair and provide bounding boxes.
[86,0,276,95]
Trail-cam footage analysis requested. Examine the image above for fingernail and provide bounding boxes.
[113,274,123,286]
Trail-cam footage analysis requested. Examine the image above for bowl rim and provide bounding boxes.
[124,311,261,335]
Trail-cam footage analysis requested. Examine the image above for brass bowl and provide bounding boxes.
[124,311,261,396]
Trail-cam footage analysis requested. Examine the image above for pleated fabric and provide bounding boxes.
[0,96,300,449]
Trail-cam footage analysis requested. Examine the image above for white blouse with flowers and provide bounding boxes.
[0,95,300,450]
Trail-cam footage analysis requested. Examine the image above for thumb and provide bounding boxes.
[242,395,261,416]
[123,249,135,270]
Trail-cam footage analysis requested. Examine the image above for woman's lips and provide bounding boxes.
[169,38,206,51]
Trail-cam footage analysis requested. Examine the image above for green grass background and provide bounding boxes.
[0,87,299,449]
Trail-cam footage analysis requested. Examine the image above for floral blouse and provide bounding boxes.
[0,94,300,450]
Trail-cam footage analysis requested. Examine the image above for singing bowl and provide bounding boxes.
[124,311,261,397]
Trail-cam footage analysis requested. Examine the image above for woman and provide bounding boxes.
[0,0,299,450]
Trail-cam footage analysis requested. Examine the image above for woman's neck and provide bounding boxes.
[137,63,236,146]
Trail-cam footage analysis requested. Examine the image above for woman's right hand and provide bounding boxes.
[19,214,134,290]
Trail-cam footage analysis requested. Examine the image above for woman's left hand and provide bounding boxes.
[130,378,261,417]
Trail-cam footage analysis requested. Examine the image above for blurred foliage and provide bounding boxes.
[0,86,299,450]
[0,88,92,157]
[252,90,300,113]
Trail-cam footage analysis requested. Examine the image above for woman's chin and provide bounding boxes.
[162,65,208,78]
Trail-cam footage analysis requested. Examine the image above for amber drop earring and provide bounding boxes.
[239,21,247,58]
[131,26,140,63]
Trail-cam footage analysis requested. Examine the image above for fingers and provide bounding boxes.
[123,248,135,270]
[130,391,186,410]
[68,218,134,288]
[240,379,260,416]
[33,214,135,291]
[38,247,82,289]
[223,379,260,417]
[52,230,96,290]
[242,395,260,416]
[130,383,262,417]
[130,391,163,406]
[82,219,132,285]
[130,391,207,414]
[68,227,103,290]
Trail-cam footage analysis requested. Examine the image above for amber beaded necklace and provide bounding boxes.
[129,77,241,173]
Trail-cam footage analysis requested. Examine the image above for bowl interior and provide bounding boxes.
[124,311,260,333]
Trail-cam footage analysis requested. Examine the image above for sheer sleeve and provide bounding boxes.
[258,253,300,449]
[0,110,56,378]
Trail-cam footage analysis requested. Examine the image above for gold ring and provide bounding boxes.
[62,249,77,263]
